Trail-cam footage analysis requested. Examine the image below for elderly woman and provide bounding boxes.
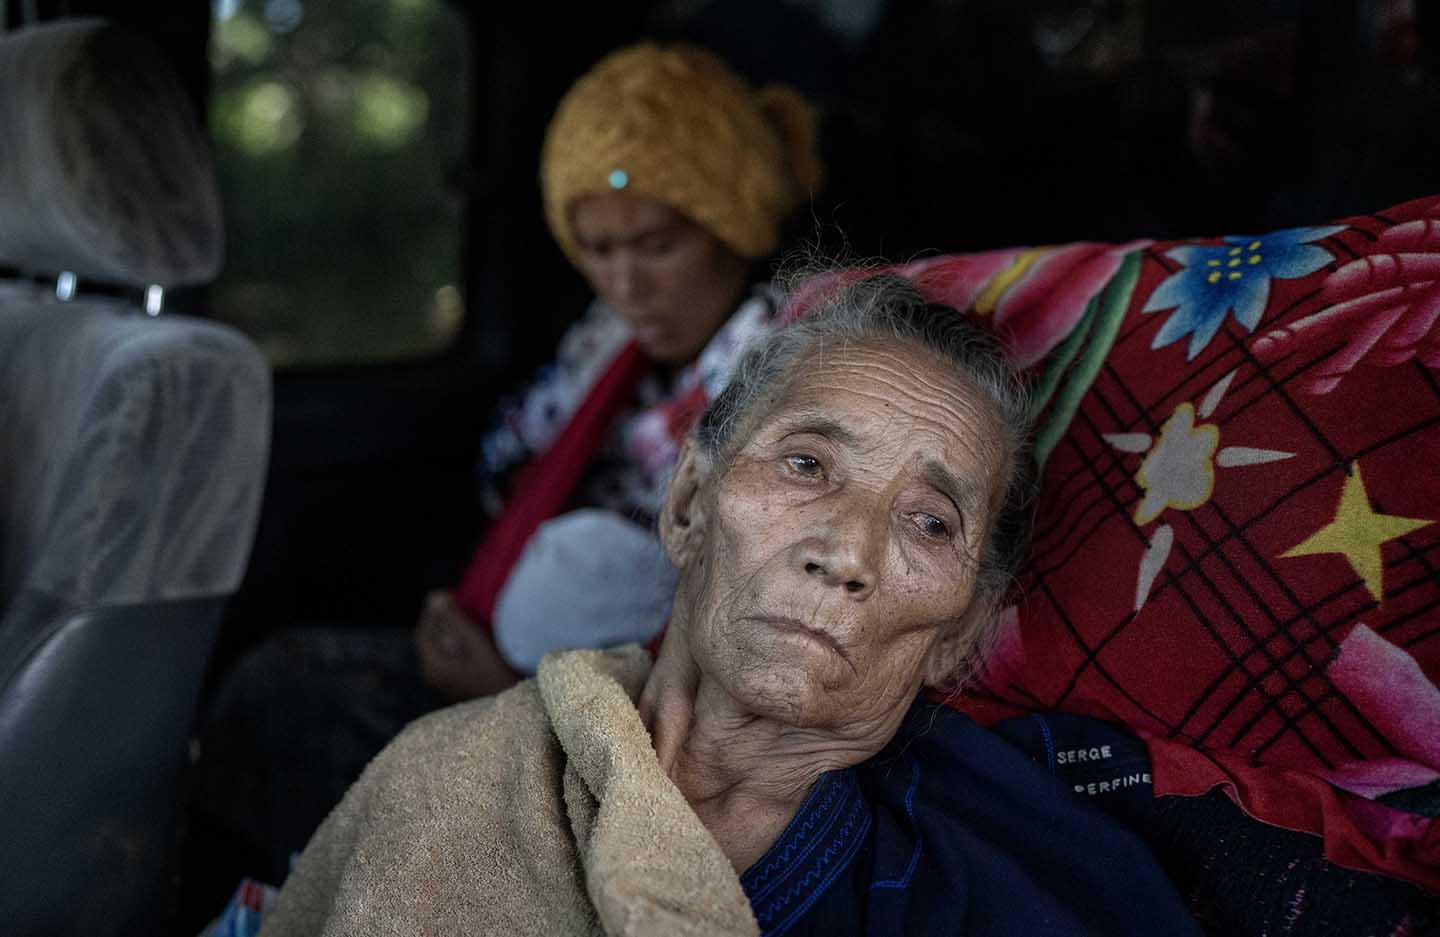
[255,277,1199,937]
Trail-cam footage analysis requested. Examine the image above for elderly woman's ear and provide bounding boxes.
[920,602,991,689]
[660,436,711,569]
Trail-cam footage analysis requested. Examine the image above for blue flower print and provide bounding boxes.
[1143,225,1346,359]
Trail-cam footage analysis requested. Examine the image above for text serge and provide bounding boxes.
[1055,746,1113,765]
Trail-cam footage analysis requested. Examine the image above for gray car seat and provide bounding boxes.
[0,19,271,937]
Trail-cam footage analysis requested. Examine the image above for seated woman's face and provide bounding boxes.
[570,193,750,364]
[675,340,1010,742]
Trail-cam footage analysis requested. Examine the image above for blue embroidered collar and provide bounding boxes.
[740,768,872,937]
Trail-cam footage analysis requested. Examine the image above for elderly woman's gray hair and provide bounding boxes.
[695,272,1036,686]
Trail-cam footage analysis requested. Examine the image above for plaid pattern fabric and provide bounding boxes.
[925,195,1440,890]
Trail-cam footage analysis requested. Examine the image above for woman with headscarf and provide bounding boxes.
[417,41,823,699]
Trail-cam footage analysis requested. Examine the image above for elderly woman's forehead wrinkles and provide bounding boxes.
[800,350,993,419]
[790,369,982,417]
[841,342,981,397]
[787,382,997,465]
[764,409,861,447]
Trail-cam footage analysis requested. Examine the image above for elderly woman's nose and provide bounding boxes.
[802,553,875,599]
[795,518,881,600]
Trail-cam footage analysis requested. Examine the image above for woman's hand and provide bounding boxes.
[415,589,519,702]
[638,622,700,774]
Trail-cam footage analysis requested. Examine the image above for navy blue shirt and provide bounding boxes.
[739,703,1201,936]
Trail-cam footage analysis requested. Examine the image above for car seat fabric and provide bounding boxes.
[0,304,269,607]
[0,17,271,937]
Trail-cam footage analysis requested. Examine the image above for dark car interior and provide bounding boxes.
[1,1,1438,935]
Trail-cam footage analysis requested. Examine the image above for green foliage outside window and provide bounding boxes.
[209,0,468,365]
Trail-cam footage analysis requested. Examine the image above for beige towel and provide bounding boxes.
[258,645,758,937]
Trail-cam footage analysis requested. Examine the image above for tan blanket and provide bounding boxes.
[258,645,758,937]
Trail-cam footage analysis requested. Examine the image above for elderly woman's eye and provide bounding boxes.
[911,512,950,539]
[784,454,823,477]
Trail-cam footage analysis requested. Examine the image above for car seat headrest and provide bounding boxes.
[0,18,222,288]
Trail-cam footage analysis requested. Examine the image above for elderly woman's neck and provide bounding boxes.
[655,677,876,873]
[680,679,866,790]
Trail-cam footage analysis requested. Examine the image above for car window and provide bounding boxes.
[208,0,468,366]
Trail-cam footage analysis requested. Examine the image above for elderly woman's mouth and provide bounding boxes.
[744,615,851,662]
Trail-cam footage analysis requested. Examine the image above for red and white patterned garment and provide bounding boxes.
[479,287,779,524]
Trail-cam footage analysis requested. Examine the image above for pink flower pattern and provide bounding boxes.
[900,240,1151,367]
[1253,217,1440,394]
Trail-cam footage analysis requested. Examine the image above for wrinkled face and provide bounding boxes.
[570,193,751,365]
[673,340,1009,742]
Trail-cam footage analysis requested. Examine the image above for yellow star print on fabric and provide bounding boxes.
[1281,464,1432,602]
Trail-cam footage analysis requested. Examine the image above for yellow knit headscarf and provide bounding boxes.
[541,42,822,265]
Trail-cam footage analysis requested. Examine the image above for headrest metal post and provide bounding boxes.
[56,271,76,301]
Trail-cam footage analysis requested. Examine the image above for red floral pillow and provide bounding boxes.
[895,196,1440,891]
